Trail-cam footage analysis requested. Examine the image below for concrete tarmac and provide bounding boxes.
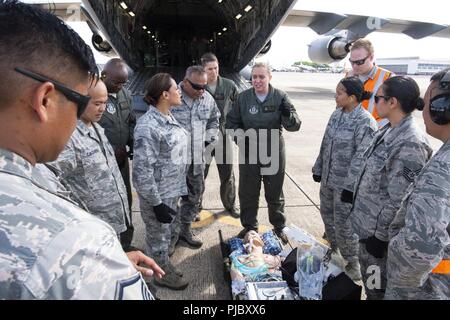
[129,72,442,300]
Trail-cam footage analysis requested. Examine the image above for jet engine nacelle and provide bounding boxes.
[259,40,272,55]
[239,65,252,81]
[308,35,351,64]
[92,34,112,52]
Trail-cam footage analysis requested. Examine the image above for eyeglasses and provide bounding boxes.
[15,67,91,118]
[186,78,206,91]
[374,95,390,103]
[349,56,369,66]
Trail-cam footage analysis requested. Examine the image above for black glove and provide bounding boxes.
[364,236,388,259]
[153,203,176,224]
[127,150,133,160]
[312,174,321,183]
[279,99,294,117]
[340,189,354,204]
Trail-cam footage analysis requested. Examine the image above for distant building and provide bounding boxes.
[376,57,450,75]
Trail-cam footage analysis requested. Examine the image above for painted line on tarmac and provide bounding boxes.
[192,210,271,233]
[285,171,321,212]
[193,209,330,246]
[132,188,318,236]
[198,204,318,211]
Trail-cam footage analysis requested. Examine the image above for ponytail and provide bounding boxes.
[415,97,425,111]
[382,76,422,114]
[361,90,372,101]
[340,76,368,103]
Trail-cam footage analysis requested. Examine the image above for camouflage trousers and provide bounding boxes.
[139,196,181,267]
[359,242,387,300]
[384,284,442,300]
[319,185,359,261]
[385,268,450,300]
[180,163,205,224]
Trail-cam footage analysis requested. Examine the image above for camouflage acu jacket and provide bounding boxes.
[313,104,377,191]
[386,139,450,299]
[48,121,130,234]
[133,106,188,206]
[349,115,433,241]
[0,148,151,299]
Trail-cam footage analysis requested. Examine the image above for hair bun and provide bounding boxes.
[143,96,150,104]
[361,90,373,101]
[416,97,425,111]
[143,95,157,106]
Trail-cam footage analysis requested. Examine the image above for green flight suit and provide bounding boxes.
[98,87,136,249]
[204,76,239,211]
[226,85,301,230]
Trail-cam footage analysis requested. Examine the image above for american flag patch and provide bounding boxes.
[403,166,422,182]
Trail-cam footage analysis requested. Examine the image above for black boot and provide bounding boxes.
[227,207,240,219]
[236,227,257,239]
[273,228,289,244]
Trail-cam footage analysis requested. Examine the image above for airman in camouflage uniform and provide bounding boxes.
[385,71,450,300]
[49,120,130,235]
[349,115,433,299]
[170,66,220,248]
[313,101,377,275]
[0,149,152,299]
[0,150,152,300]
[0,1,154,299]
[133,106,188,277]
[385,140,450,299]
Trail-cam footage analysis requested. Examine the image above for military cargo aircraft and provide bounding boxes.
[24,0,450,109]
[26,0,450,66]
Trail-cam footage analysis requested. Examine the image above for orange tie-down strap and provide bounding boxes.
[432,260,450,274]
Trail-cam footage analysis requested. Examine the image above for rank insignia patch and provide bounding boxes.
[403,166,422,182]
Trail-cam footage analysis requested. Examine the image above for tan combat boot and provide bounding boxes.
[167,260,183,277]
[179,223,203,248]
[154,268,188,290]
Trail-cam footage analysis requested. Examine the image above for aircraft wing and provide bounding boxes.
[283,9,450,39]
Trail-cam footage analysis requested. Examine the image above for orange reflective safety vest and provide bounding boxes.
[347,66,393,126]
[432,259,450,275]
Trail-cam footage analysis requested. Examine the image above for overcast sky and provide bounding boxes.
[264,0,450,67]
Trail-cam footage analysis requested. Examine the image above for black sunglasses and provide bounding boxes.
[186,78,206,91]
[349,56,369,66]
[374,95,390,103]
[15,67,91,118]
